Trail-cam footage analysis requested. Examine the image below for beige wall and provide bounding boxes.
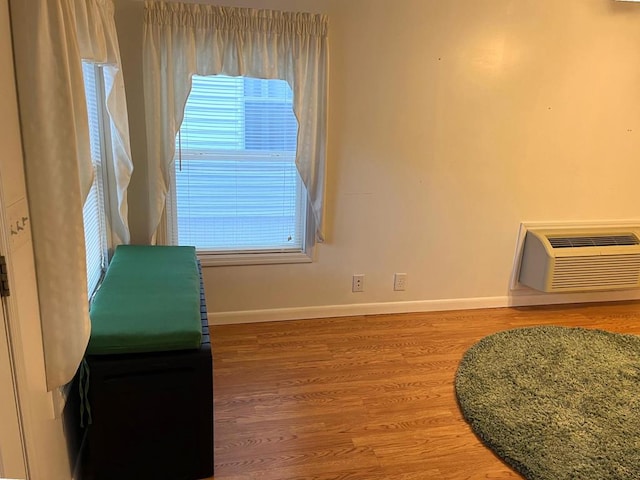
[115,0,640,321]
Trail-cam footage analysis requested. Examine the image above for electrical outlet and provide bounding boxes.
[394,273,407,291]
[352,274,364,292]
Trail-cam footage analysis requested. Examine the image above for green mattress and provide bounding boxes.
[87,245,202,355]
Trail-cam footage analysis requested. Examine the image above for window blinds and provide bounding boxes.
[172,75,306,252]
[81,62,108,295]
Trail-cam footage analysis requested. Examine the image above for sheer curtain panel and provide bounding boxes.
[9,0,132,390]
[143,1,329,245]
[75,0,134,247]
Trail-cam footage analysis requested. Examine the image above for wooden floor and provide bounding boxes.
[208,301,640,479]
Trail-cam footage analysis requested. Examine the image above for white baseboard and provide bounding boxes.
[208,290,640,325]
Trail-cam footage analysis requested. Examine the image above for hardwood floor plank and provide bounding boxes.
[210,301,640,479]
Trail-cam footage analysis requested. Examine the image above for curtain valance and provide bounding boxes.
[146,3,328,36]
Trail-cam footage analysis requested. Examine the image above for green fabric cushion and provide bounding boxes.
[87,245,202,355]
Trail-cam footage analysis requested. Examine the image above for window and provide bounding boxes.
[169,75,310,265]
[81,62,111,296]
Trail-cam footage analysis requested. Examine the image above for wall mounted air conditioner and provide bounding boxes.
[518,227,640,292]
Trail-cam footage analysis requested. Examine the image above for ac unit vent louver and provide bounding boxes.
[518,227,640,293]
[548,235,640,249]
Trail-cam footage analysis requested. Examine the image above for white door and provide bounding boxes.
[0,0,28,477]
[0,283,27,478]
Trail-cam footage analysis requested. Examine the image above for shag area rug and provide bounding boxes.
[455,326,640,480]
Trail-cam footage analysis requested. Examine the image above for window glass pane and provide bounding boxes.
[243,77,297,151]
[174,75,306,252]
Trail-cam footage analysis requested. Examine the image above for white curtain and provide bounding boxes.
[76,0,134,247]
[143,1,329,244]
[9,0,132,390]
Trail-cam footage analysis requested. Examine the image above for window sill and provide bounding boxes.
[197,250,313,267]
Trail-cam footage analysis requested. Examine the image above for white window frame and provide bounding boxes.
[167,75,314,267]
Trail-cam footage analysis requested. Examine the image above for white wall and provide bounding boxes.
[115,0,640,322]
[0,0,73,478]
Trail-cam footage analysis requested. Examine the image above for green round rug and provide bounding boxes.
[455,326,640,480]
